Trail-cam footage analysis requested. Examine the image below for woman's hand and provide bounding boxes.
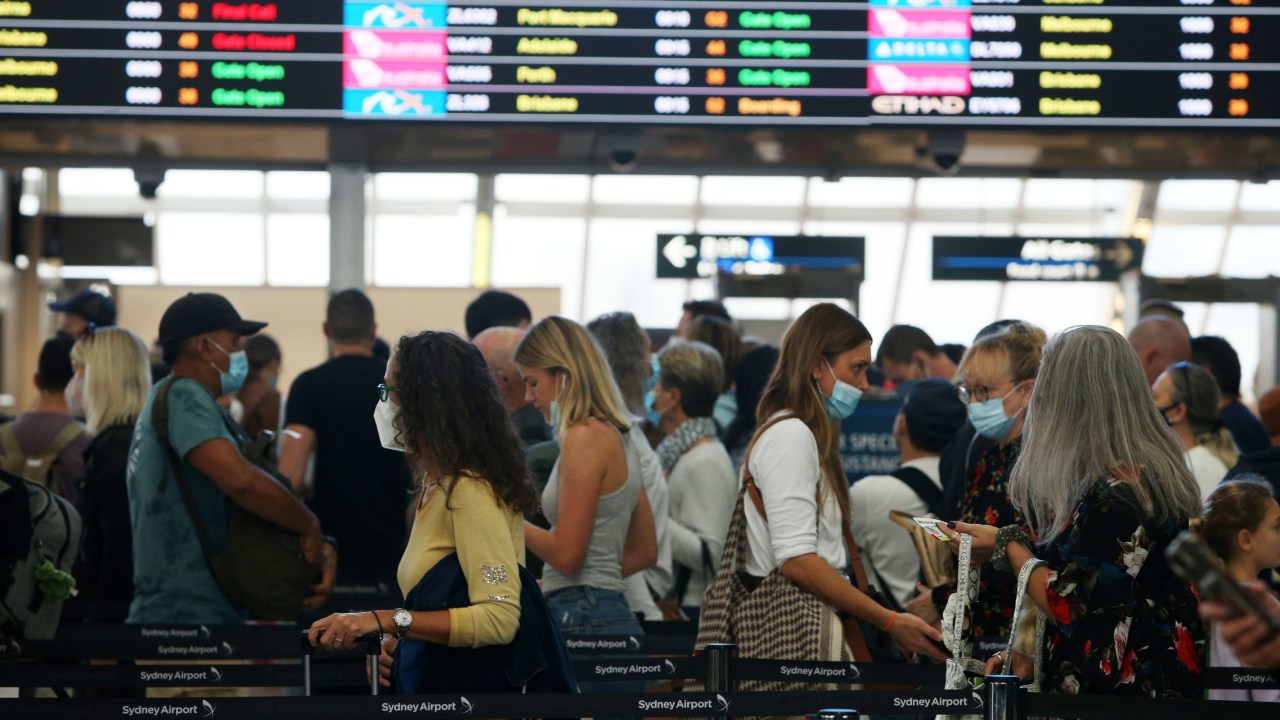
[308,611,382,652]
[984,649,1033,681]
[887,612,949,662]
[375,636,399,688]
[906,583,941,626]
[943,522,998,564]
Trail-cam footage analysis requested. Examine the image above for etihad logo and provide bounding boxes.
[872,95,965,115]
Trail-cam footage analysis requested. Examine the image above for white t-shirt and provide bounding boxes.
[1209,621,1280,703]
[1186,445,1229,500]
[743,415,848,577]
[849,456,942,609]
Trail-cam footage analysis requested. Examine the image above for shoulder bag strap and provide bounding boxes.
[151,378,220,564]
[889,466,945,517]
[1004,557,1046,686]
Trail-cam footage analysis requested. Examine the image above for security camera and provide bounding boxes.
[609,147,638,173]
[604,132,640,173]
[133,167,166,199]
[925,129,965,176]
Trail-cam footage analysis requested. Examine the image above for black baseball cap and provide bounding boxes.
[158,292,267,345]
[901,378,967,452]
[49,287,117,326]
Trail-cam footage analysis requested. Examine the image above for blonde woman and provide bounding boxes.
[907,322,1044,656]
[515,317,658,699]
[69,326,152,619]
[1152,361,1239,498]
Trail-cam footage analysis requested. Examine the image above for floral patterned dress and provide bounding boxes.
[949,437,1029,655]
[1038,478,1204,696]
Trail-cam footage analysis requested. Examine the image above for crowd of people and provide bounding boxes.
[3,284,1280,706]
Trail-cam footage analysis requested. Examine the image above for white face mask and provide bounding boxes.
[65,373,86,418]
[372,398,405,452]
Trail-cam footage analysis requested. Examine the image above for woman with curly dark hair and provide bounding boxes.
[308,331,575,695]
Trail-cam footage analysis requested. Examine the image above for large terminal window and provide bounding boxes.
[44,169,1279,397]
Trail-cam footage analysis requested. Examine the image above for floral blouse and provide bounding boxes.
[1038,478,1204,697]
[948,437,1028,655]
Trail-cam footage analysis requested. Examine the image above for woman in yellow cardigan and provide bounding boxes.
[307,331,563,692]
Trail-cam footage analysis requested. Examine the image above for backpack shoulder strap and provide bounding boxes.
[43,422,87,462]
[150,378,219,563]
[890,466,945,517]
[0,425,21,470]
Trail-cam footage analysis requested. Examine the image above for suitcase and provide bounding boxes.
[301,630,382,696]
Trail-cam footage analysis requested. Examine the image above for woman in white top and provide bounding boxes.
[740,303,946,661]
[649,341,737,618]
[1199,476,1280,702]
[1153,361,1239,498]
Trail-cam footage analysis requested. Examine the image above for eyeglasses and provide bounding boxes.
[956,380,1020,405]
[377,383,398,402]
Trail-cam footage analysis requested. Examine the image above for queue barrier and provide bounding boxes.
[4,624,1280,718]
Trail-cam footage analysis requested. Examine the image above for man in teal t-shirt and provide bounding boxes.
[126,293,336,624]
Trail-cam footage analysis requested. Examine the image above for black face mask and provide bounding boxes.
[1157,404,1179,428]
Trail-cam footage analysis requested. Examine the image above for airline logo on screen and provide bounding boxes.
[342,2,450,117]
[868,0,972,116]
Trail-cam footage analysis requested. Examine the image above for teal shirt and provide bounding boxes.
[126,377,242,624]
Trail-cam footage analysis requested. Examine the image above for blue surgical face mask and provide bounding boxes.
[968,382,1027,440]
[821,358,862,421]
[644,388,667,428]
[643,355,659,396]
[209,340,249,395]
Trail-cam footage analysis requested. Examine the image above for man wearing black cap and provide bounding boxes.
[849,378,966,610]
[48,287,117,338]
[126,293,335,625]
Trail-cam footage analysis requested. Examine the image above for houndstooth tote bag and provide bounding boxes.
[691,482,850,694]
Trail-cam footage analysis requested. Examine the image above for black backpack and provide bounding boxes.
[0,468,83,652]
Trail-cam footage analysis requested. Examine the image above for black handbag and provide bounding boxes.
[152,378,319,620]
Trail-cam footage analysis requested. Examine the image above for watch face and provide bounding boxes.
[394,609,412,629]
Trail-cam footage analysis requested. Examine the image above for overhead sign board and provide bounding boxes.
[932,237,1143,282]
[656,234,865,280]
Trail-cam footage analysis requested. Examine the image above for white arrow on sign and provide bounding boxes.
[663,235,698,269]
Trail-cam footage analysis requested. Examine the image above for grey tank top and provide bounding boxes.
[540,425,644,595]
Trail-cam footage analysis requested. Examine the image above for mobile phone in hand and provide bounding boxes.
[1167,531,1280,634]
[913,517,952,542]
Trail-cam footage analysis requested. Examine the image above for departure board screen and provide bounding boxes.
[0,0,1275,126]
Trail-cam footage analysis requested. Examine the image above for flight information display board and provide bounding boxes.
[0,0,1275,126]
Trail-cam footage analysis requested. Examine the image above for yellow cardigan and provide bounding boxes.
[396,474,524,648]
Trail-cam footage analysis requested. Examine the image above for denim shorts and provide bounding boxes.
[545,585,645,703]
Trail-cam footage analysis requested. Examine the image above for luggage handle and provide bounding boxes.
[300,630,383,696]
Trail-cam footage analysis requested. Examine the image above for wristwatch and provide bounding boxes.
[392,608,412,638]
